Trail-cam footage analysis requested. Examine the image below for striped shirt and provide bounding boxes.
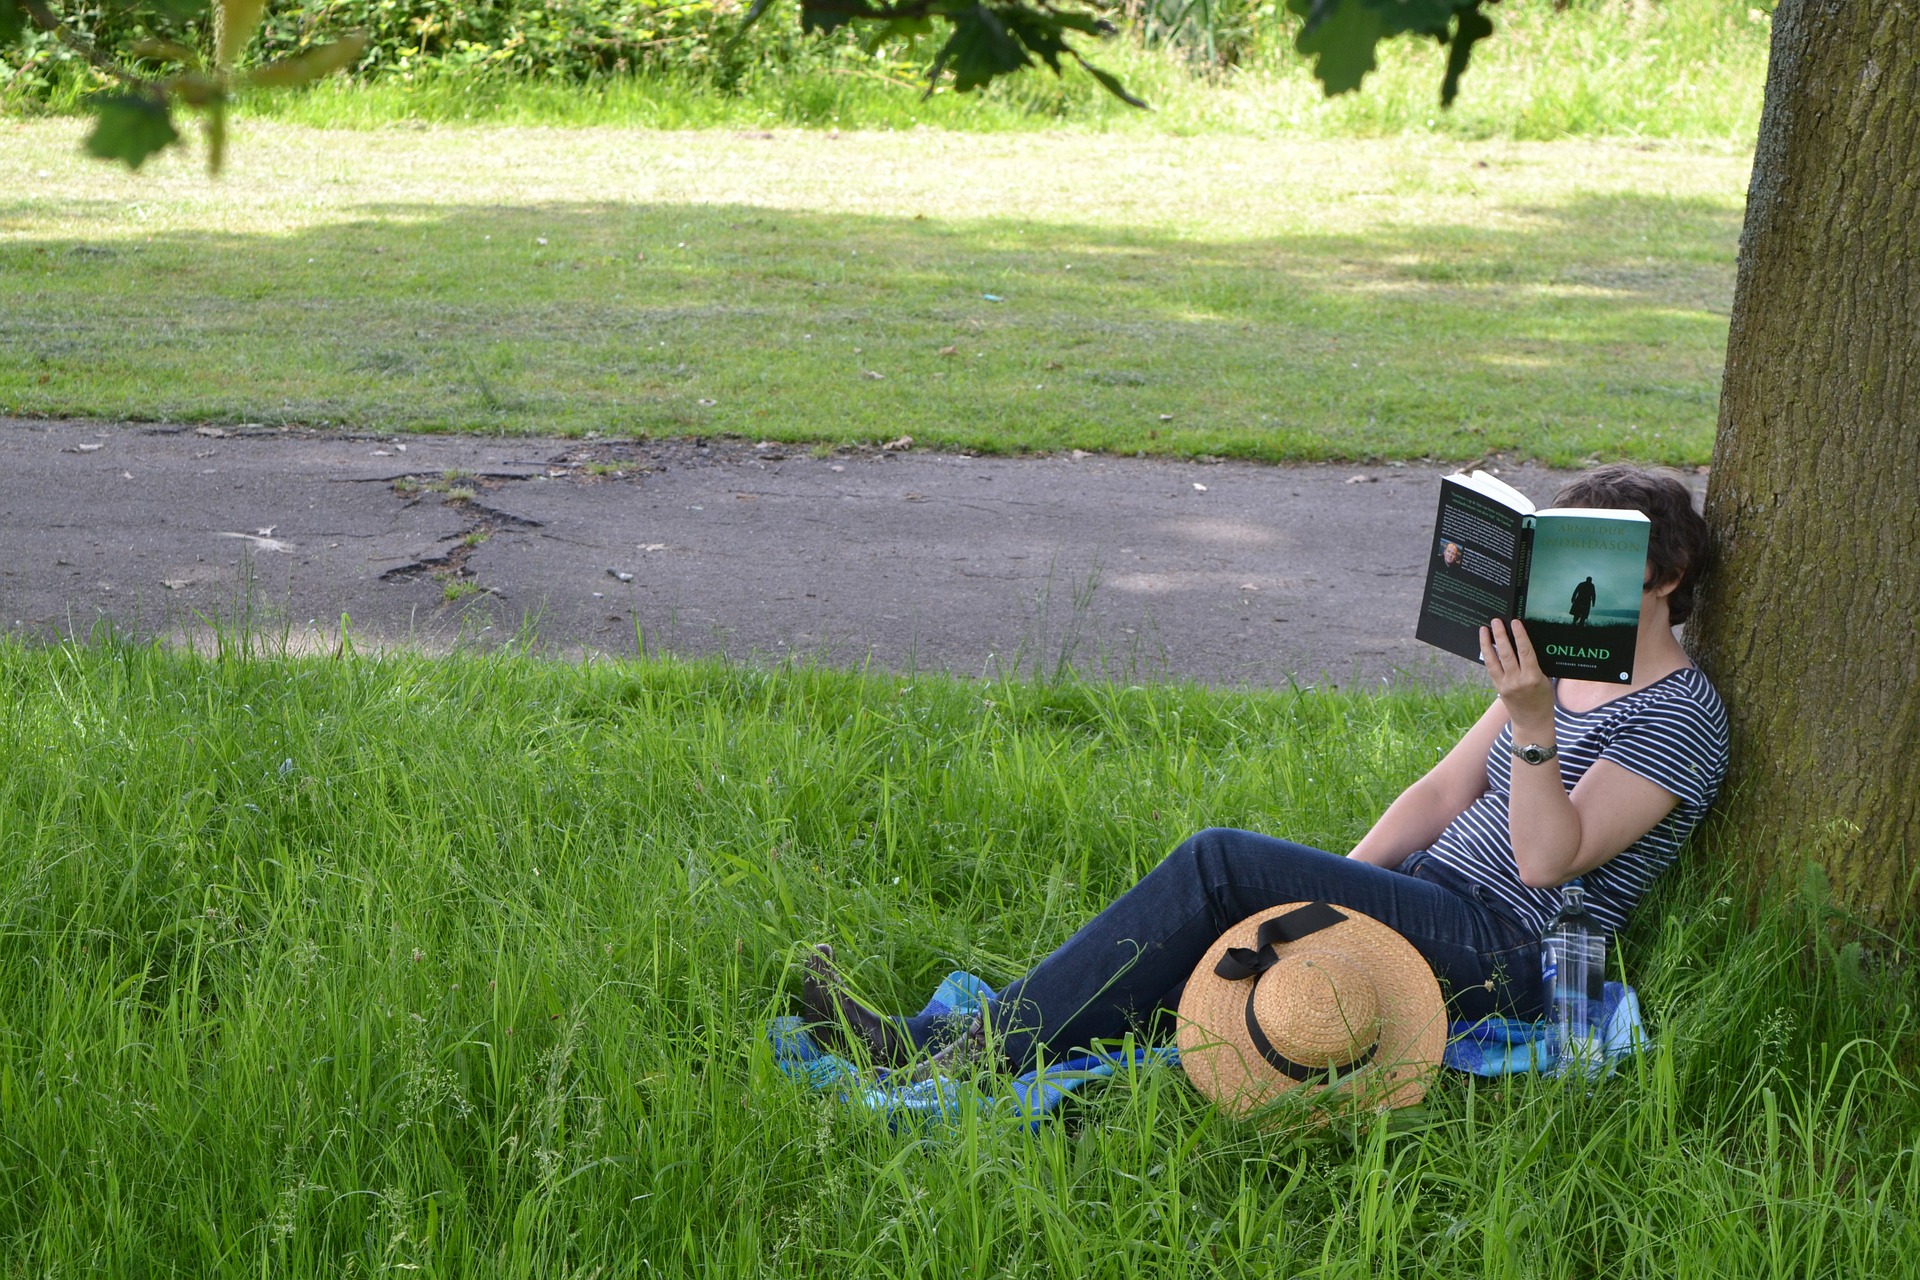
[1423,666,1729,939]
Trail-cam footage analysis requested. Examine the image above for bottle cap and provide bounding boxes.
[1561,884,1585,910]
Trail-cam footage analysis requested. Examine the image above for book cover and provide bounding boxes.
[1518,509,1649,683]
[1414,476,1650,683]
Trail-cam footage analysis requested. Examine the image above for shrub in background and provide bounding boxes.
[1,0,915,96]
[3,0,1772,142]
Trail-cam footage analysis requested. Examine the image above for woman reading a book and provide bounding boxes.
[803,465,1729,1077]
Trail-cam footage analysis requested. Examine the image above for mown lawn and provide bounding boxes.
[1,639,1913,1275]
[1,126,1742,465]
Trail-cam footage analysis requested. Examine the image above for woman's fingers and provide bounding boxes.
[1488,618,1517,673]
[1508,618,1542,675]
[1481,620,1519,691]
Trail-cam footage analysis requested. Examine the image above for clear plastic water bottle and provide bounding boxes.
[1542,883,1606,1078]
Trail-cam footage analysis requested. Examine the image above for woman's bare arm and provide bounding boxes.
[1347,698,1506,867]
[1484,619,1680,887]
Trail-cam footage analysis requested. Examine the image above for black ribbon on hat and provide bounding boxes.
[1212,901,1378,1084]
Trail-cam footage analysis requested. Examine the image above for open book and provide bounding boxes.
[1415,471,1650,683]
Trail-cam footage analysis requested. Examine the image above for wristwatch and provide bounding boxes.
[1511,741,1558,766]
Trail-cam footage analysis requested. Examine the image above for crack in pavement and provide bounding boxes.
[0,419,1654,686]
[377,488,545,584]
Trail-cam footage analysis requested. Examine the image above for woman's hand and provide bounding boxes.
[1481,618,1555,742]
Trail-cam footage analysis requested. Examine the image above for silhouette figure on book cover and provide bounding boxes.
[1569,576,1597,626]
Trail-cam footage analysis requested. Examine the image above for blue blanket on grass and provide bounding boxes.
[770,971,1646,1128]
[1440,980,1646,1077]
[768,971,1178,1131]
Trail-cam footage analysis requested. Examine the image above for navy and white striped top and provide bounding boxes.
[1423,667,1729,939]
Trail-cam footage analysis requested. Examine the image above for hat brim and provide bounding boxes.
[1176,901,1447,1117]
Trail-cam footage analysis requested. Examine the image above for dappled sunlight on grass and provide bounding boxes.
[1477,352,1554,370]
[2,127,1743,463]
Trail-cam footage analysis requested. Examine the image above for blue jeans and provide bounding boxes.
[986,828,1544,1070]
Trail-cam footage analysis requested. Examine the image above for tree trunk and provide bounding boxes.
[1689,0,1919,919]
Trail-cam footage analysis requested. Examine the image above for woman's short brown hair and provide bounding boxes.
[1552,464,1710,625]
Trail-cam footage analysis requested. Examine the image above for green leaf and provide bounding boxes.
[1440,2,1493,106]
[998,6,1072,73]
[1292,0,1342,37]
[1290,0,1491,102]
[1051,10,1114,36]
[130,37,202,65]
[858,15,934,58]
[931,4,1030,94]
[798,0,872,38]
[1800,858,1832,915]
[83,92,180,171]
[1358,0,1458,38]
[799,7,849,35]
[1,0,26,46]
[1287,0,1386,97]
[217,0,267,66]
[244,33,368,89]
[1074,55,1148,109]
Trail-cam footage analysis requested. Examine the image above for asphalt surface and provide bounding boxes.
[1,418,1593,687]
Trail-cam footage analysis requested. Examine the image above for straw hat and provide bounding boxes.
[1176,901,1446,1117]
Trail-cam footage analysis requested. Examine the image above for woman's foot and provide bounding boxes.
[799,944,913,1068]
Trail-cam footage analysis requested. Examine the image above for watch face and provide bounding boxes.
[1519,745,1550,765]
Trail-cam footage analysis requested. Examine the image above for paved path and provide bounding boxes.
[1,418,1598,687]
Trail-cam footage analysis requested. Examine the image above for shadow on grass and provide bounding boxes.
[0,191,1738,463]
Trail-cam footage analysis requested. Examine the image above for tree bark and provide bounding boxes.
[1690,0,1919,919]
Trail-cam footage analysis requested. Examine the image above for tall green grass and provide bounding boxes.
[0,635,1913,1275]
